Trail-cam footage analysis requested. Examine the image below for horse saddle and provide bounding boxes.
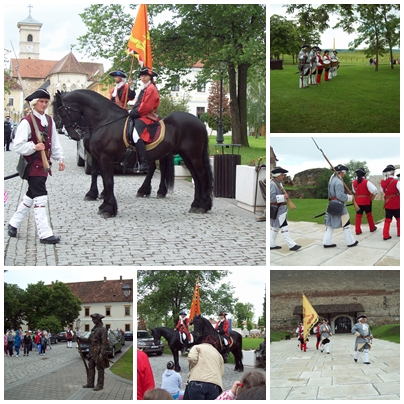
[219,335,233,349]
[123,116,166,151]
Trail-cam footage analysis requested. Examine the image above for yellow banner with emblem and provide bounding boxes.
[303,294,320,341]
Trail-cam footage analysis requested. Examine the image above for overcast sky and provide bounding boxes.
[271,136,401,178]
[4,269,266,323]
[270,3,400,50]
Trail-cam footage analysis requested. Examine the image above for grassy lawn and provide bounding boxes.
[270,54,399,133]
[270,331,294,342]
[208,135,266,166]
[371,324,400,343]
[286,199,386,225]
[110,346,133,381]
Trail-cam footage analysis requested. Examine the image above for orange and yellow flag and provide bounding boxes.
[127,4,152,69]
[302,294,319,341]
[189,278,201,320]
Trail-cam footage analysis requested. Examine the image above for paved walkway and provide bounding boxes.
[4,341,133,400]
[146,351,266,392]
[270,221,400,266]
[4,134,265,266]
[270,335,400,400]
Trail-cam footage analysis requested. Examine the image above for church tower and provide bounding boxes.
[18,5,42,59]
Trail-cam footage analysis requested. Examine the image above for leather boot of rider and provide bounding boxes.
[135,138,149,173]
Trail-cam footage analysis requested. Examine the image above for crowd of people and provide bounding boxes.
[298,44,340,88]
[5,329,54,357]
[138,334,266,400]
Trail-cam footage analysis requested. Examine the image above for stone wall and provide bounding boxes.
[270,270,400,332]
[292,168,329,186]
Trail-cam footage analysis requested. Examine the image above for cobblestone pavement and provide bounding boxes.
[146,351,266,393]
[270,335,400,400]
[4,341,133,400]
[4,134,266,266]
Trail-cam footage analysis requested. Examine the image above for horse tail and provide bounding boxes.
[166,153,175,191]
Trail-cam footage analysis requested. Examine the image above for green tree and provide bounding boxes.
[137,270,236,328]
[4,283,25,331]
[36,315,62,334]
[158,93,190,118]
[233,302,255,331]
[345,160,370,182]
[207,80,231,134]
[247,66,265,137]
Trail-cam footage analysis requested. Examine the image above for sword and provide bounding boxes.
[312,204,354,218]
[11,41,50,174]
[76,337,89,375]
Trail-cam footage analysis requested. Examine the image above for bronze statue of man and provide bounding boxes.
[78,313,109,391]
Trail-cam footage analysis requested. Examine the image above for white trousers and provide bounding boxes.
[354,349,369,363]
[132,127,140,142]
[9,195,33,229]
[34,196,54,239]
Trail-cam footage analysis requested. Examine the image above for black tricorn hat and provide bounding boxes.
[355,168,366,176]
[383,164,396,173]
[90,313,105,320]
[25,88,50,102]
[324,50,330,54]
[397,174,400,178]
[357,315,367,320]
[138,67,158,78]
[109,69,127,78]
[271,166,288,175]
[218,311,227,316]
[334,164,349,172]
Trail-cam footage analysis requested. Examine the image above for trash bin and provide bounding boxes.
[214,144,241,198]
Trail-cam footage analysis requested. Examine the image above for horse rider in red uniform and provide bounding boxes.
[352,168,378,235]
[380,165,400,240]
[129,66,160,173]
[175,311,192,349]
[109,69,136,109]
[215,311,230,358]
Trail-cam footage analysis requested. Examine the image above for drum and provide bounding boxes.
[331,59,338,67]
[323,60,331,69]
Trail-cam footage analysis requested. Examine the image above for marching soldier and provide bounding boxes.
[332,51,339,77]
[313,321,322,350]
[308,46,318,85]
[323,50,332,81]
[352,168,378,235]
[320,319,332,354]
[316,48,324,84]
[380,165,400,240]
[270,167,301,251]
[352,315,373,364]
[109,69,136,108]
[298,44,311,89]
[78,313,109,391]
[323,164,358,248]
[295,322,307,352]
[7,88,65,244]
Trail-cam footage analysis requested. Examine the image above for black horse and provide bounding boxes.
[191,314,244,372]
[151,327,195,372]
[52,89,213,217]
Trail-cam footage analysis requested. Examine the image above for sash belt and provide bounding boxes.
[270,202,287,206]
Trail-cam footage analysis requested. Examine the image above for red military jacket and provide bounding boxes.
[24,114,52,177]
[381,177,400,209]
[353,179,372,205]
[109,83,135,108]
[176,317,189,331]
[215,319,230,337]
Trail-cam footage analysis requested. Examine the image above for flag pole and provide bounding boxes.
[124,54,136,108]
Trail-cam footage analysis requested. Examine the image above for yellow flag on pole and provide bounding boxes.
[127,4,152,69]
[189,278,201,319]
[302,294,319,341]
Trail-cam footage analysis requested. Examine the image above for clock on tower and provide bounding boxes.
[26,44,34,52]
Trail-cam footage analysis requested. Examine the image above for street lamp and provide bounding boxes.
[122,283,132,299]
[216,61,227,145]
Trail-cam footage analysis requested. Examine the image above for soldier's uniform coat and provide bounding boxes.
[324,174,350,229]
[270,178,288,228]
[351,322,373,352]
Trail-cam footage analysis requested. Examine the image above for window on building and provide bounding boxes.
[84,307,90,316]
[196,107,205,119]
[7,98,14,107]
[27,35,33,42]
[85,324,90,332]
[125,324,131,331]
[105,324,110,330]
[124,306,131,316]
[106,307,111,316]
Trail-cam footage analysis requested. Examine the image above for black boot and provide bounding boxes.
[135,139,149,173]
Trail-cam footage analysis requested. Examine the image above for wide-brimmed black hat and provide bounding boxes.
[109,69,127,78]
[25,88,50,102]
[334,164,349,172]
[357,315,367,320]
[218,311,227,316]
[382,164,396,173]
[90,313,105,320]
[138,67,158,78]
[397,174,400,178]
[179,311,186,315]
[271,166,288,175]
[355,168,366,176]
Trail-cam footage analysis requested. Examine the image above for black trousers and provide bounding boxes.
[26,176,48,199]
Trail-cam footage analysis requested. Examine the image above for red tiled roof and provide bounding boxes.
[11,58,58,79]
[65,277,133,304]
[48,52,88,75]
